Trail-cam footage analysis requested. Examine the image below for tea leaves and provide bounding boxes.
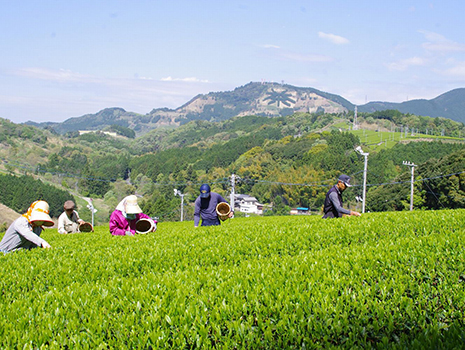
[1,211,464,348]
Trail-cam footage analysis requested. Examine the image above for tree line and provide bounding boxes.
[0,174,74,218]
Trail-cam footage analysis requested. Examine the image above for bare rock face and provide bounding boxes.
[161,83,349,126]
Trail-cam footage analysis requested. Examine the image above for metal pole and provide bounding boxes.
[410,165,415,211]
[362,154,368,214]
[230,174,235,212]
[87,199,95,227]
[174,189,185,221]
[402,161,417,211]
[356,146,369,214]
[180,194,184,222]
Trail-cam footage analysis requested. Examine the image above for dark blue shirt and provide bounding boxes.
[194,192,228,226]
[323,185,350,218]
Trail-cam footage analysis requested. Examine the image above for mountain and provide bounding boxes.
[167,82,354,124]
[25,108,146,135]
[25,83,465,136]
[358,88,465,124]
[26,82,354,136]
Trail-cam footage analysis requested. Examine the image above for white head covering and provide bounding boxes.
[115,195,142,216]
[23,200,54,227]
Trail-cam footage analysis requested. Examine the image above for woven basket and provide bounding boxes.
[216,202,231,221]
[79,222,93,232]
[136,218,156,234]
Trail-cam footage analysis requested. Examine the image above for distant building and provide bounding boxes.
[290,207,310,215]
[234,194,263,215]
[79,130,118,137]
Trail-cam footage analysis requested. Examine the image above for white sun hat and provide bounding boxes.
[125,195,143,214]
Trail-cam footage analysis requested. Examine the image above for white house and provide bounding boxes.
[290,207,310,215]
[234,194,263,215]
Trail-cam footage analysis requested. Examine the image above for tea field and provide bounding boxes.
[1,210,464,349]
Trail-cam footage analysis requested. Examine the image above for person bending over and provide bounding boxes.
[109,195,154,236]
[194,184,233,227]
[0,200,53,253]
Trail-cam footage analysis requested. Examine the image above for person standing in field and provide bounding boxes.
[194,184,233,227]
[0,200,53,253]
[109,195,155,236]
[57,200,86,234]
[322,174,361,218]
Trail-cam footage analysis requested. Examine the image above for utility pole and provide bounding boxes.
[353,106,358,130]
[173,189,185,221]
[402,161,417,211]
[86,198,97,227]
[230,174,236,213]
[355,146,369,213]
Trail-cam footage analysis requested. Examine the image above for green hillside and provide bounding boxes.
[358,88,465,124]
[2,110,465,226]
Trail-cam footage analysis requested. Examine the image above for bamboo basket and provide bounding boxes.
[216,202,231,221]
[135,218,157,234]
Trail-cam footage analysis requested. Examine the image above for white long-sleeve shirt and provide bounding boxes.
[57,210,83,234]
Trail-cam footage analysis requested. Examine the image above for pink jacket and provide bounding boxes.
[109,210,150,236]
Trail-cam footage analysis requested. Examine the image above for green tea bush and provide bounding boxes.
[1,210,464,348]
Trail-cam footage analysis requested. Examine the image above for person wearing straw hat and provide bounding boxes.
[109,195,155,236]
[194,184,233,227]
[57,200,86,234]
[0,200,53,253]
[322,174,361,219]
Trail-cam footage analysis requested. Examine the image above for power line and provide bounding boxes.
[423,181,446,209]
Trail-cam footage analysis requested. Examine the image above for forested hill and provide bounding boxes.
[24,83,465,137]
[358,88,465,124]
[3,109,465,225]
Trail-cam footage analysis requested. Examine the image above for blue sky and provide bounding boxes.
[1,0,464,123]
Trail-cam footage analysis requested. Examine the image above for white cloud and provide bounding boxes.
[443,61,465,78]
[12,67,100,83]
[12,68,210,85]
[419,30,465,53]
[318,32,350,45]
[280,52,333,63]
[386,56,427,71]
[1,67,220,122]
[260,44,332,63]
[160,76,209,83]
[261,44,281,49]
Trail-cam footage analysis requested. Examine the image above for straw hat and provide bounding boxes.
[26,200,54,227]
[125,195,143,214]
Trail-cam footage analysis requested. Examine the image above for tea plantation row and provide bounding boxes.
[1,210,464,349]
